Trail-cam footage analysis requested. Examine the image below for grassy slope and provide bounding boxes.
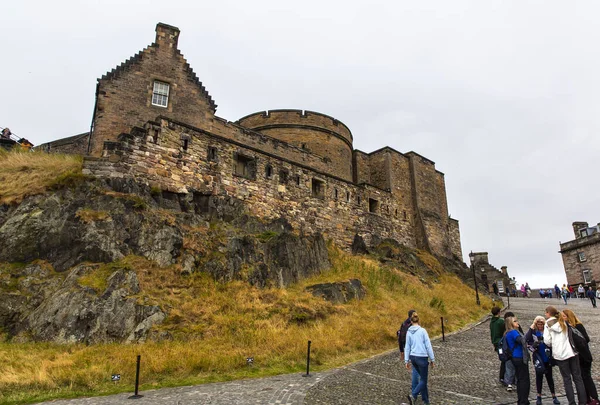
[0,149,83,205]
[0,249,493,404]
[0,150,493,404]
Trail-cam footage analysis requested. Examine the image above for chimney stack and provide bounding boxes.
[155,23,180,50]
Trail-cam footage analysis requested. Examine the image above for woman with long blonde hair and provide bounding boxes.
[563,309,598,404]
[543,306,586,405]
[505,315,530,405]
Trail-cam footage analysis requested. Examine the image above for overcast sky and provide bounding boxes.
[2,1,598,288]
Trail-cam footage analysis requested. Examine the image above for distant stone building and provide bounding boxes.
[560,221,600,286]
[42,23,463,260]
[468,252,512,294]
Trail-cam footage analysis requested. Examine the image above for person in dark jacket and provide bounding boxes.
[398,309,416,357]
[563,309,598,404]
[490,306,506,384]
[525,316,560,405]
[586,288,597,308]
[505,315,530,405]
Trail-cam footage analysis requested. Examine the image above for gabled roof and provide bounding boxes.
[98,43,217,113]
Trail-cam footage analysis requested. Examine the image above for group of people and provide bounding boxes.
[490,305,599,405]
[553,284,599,307]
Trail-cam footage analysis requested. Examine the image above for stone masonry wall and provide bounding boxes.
[407,152,450,257]
[236,111,353,181]
[84,118,415,250]
[448,218,463,261]
[560,233,600,286]
[78,23,461,260]
[89,23,216,156]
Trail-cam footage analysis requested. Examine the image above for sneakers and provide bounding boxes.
[552,398,560,405]
[406,394,415,405]
[506,384,514,392]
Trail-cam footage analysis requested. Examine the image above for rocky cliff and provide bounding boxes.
[0,178,331,343]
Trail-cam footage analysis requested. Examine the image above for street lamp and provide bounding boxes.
[469,251,481,306]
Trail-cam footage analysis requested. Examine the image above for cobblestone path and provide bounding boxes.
[38,297,600,404]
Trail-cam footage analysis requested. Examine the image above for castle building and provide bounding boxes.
[560,221,600,286]
[41,23,463,260]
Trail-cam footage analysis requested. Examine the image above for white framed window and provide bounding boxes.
[583,269,592,283]
[152,81,170,107]
[578,252,587,262]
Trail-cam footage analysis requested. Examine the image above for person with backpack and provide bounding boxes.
[404,312,435,405]
[543,306,587,405]
[490,306,507,385]
[398,309,416,358]
[525,316,560,405]
[563,309,598,404]
[502,311,523,392]
[505,315,531,405]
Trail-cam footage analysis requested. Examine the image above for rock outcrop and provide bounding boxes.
[0,179,332,343]
[306,279,366,304]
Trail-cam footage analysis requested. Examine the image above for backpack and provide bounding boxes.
[532,351,546,374]
[497,336,512,362]
[567,323,592,362]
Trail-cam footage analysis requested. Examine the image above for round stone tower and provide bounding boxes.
[236,109,353,181]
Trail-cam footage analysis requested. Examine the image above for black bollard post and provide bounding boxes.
[507,293,510,309]
[128,355,143,399]
[440,317,445,342]
[302,340,312,377]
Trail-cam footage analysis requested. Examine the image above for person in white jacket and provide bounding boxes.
[404,312,435,405]
[543,306,587,405]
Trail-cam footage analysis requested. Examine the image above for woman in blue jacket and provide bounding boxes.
[505,315,531,405]
[404,312,435,405]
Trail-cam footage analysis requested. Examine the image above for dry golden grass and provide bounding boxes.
[0,247,492,404]
[0,149,83,205]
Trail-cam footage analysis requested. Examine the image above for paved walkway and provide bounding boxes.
[38,297,600,404]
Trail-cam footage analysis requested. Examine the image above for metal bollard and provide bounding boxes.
[128,355,143,399]
[440,317,445,342]
[302,340,312,377]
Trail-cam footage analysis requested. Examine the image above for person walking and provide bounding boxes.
[398,309,416,358]
[578,285,585,299]
[561,285,569,305]
[543,306,587,405]
[563,309,599,405]
[490,306,506,385]
[555,284,562,300]
[525,316,560,405]
[505,315,531,405]
[586,287,597,308]
[404,312,435,405]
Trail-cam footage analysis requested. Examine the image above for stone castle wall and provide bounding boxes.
[560,229,600,286]
[74,22,463,259]
[84,119,415,249]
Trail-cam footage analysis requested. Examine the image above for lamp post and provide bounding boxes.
[469,251,481,306]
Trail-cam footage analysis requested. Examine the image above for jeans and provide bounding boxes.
[505,357,516,384]
[580,359,598,400]
[512,358,531,405]
[535,361,555,396]
[556,356,587,405]
[589,295,597,308]
[410,355,430,404]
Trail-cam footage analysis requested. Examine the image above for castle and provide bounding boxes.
[41,23,463,260]
[560,221,600,286]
